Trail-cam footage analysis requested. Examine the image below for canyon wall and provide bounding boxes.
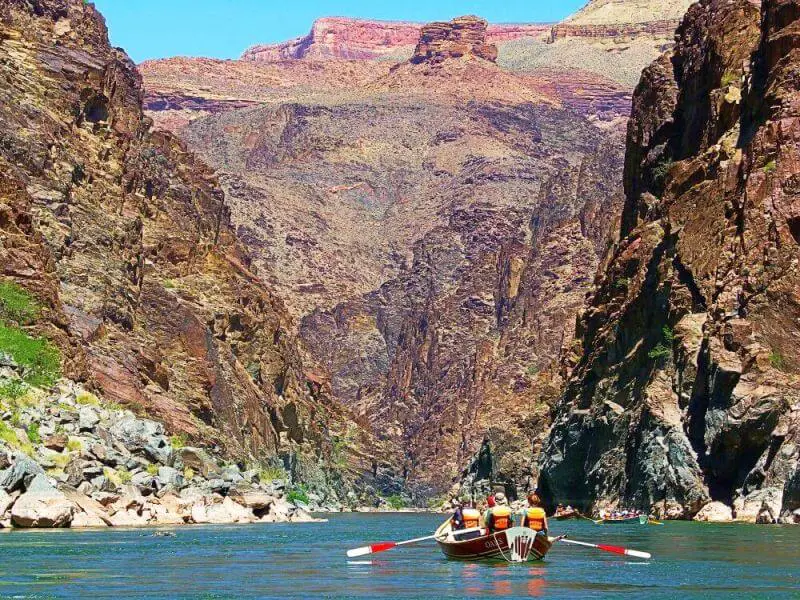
[540,0,800,523]
[0,0,386,503]
[241,18,550,63]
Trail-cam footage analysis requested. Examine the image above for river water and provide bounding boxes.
[0,513,798,598]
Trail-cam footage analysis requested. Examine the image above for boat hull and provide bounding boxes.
[600,515,648,525]
[436,527,553,562]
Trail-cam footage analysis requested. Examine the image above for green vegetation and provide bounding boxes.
[769,351,786,371]
[66,437,83,453]
[764,160,777,174]
[117,467,132,485]
[0,324,61,387]
[147,463,159,476]
[170,433,188,449]
[385,495,408,510]
[184,467,195,481]
[76,391,100,406]
[26,422,41,444]
[0,282,39,325]
[648,326,675,361]
[0,379,27,401]
[287,484,310,505]
[163,279,176,290]
[0,421,34,455]
[259,465,287,483]
[525,365,539,378]
[652,159,674,188]
[613,277,630,291]
[721,72,738,87]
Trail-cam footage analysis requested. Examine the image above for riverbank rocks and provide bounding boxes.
[694,502,733,523]
[0,380,327,529]
[11,475,75,528]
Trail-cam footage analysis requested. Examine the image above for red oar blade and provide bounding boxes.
[597,543,651,560]
[347,542,396,558]
[597,544,627,556]
[560,537,652,560]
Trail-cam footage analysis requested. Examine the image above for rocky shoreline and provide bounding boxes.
[0,378,328,530]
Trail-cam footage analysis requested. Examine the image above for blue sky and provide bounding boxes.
[92,0,587,63]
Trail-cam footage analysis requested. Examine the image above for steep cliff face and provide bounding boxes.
[241,18,550,63]
[142,12,629,498]
[0,0,383,500]
[540,0,800,523]
[409,16,498,64]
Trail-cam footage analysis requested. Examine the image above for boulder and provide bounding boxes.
[0,489,14,516]
[205,497,255,524]
[109,416,171,463]
[92,492,120,507]
[734,488,783,523]
[228,489,274,511]
[10,475,75,528]
[109,509,148,527]
[61,487,112,528]
[694,501,733,523]
[0,450,9,470]
[173,447,222,478]
[0,457,46,492]
[43,435,68,452]
[221,465,244,483]
[158,467,184,488]
[78,407,100,432]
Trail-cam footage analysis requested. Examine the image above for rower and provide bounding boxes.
[450,497,466,531]
[484,492,513,533]
[520,491,548,535]
[462,500,481,530]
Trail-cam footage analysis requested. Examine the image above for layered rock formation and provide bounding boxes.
[141,12,630,498]
[540,0,800,524]
[241,18,550,63]
[409,16,498,64]
[0,0,386,506]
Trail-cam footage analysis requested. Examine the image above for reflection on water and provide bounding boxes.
[0,514,798,599]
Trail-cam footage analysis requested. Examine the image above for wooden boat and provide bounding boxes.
[597,515,648,525]
[554,509,581,520]
[435,520,555,563]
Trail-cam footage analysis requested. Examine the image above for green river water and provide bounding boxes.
[0,513,798,599]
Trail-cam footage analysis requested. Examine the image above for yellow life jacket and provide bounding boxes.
[523,507,546,532]
[490,506,512,531]
[462,508,481,529]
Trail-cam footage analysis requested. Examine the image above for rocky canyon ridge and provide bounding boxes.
[141,2,693,499]
[5,0,796,525]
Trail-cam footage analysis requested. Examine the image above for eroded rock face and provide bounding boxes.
[241,18,550,63]
[540,0,800,521]
[410,16,498,65]
[0,0,383,492]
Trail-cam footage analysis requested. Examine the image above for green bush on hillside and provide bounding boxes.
[769,351,786,371]
[385,495,408,510]
[648,326,674,361]
[0,281,39,325]
[287,485,310,505]
[0,323,61,387]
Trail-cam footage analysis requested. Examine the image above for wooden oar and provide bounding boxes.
[648,519,664,526]
[346,527,482,558]
[559,537,652,560]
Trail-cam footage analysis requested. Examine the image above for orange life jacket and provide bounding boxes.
[489,506,512,531]
[462,508,481,529]
[523,507,546,532]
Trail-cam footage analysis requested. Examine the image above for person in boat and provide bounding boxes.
[520,491,548,535]
[484,492,513,533]
[487,494,496,509]
[450,497,468,531]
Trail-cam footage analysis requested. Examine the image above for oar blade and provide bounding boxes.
[597,544,627,556]
[625,549,652,560]
[346,542,396,558]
